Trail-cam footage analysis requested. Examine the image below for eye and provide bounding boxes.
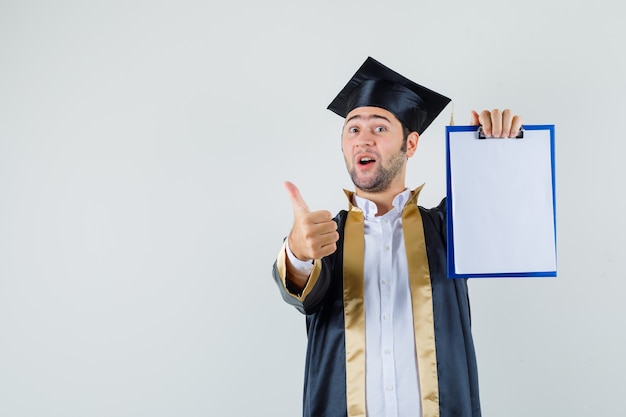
[374,126,387,133]
[348,127,359,133]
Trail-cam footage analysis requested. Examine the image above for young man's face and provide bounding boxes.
[341,106,418,193]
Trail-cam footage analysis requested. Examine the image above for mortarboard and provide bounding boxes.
[327,57,451,135]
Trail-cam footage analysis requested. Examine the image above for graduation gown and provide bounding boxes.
[273,189,481,417]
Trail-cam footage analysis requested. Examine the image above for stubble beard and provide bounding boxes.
[348,148,406,193]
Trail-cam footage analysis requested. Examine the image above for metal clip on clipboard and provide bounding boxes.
[477,125,525,139]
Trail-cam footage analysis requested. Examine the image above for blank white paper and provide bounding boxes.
[447,127,556,276]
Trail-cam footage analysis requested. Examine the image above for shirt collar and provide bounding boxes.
[350,188,412,220]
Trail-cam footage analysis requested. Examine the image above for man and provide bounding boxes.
[272,57,523,417]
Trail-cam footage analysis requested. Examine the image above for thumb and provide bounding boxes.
[284,181,311,214]
[469,110,480,126]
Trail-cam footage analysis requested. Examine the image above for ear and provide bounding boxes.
[405,131,419,157]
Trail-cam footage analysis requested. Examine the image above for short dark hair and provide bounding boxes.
[401,125,411,153]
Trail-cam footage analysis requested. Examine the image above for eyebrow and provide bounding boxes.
[345,114,392,125]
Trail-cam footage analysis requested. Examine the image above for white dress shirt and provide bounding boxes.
[286,188,421,417]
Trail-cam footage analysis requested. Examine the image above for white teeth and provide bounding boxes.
[360,157,373,162]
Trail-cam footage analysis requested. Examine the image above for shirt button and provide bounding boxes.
[384,245,390,251]
[381,279,389,286]
[386,385,394,391]
[384,349,391,355]
[383,314,390,320]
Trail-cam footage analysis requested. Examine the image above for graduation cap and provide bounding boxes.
[327,57,451,135]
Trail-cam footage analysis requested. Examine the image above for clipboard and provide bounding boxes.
[446,125,557,278]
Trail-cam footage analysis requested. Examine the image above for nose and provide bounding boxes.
[356,130,375,147]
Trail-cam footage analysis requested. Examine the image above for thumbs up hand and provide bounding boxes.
[284,181,339,262]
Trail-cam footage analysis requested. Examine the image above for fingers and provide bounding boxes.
[489,109,503,137]
[284,181,339,261]
[511,114,523,135]
[498,109,523,138]
[479,110,493,137]
[284,181,310,215]
[501,109,513,137]
[472,108,523,138]
[292,223,339,259]
[289,212,339,260]
[469,110,480,126]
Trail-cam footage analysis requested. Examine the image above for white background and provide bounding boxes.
[1,1,624,416]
